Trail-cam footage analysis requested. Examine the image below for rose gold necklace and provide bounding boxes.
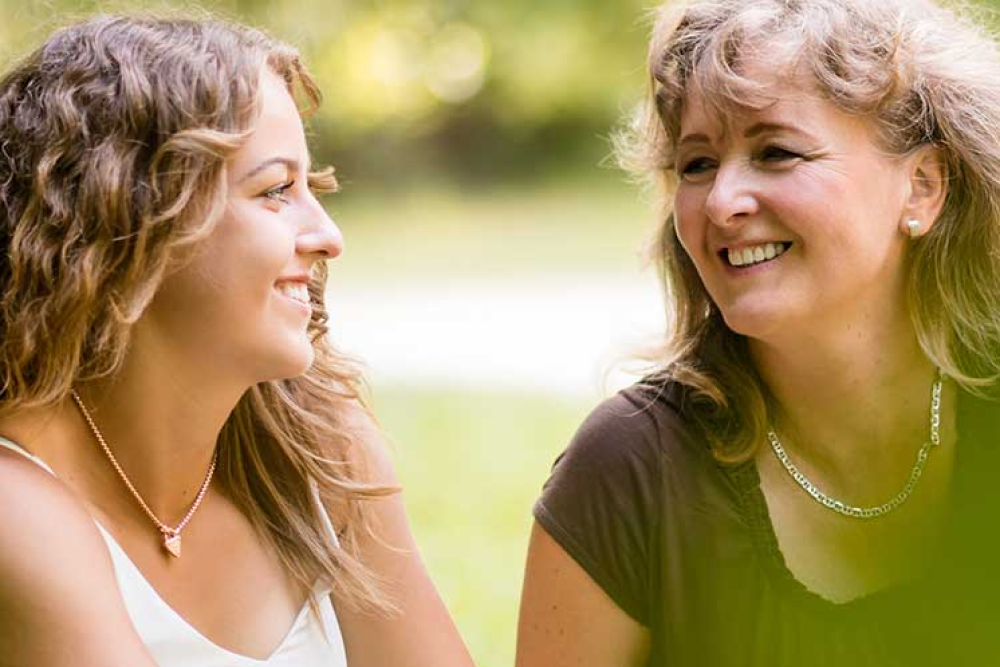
[70,390,217,558]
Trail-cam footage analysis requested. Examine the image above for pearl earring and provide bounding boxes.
[906,218,921,238]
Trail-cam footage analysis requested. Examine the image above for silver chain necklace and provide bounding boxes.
[767,370,943,520]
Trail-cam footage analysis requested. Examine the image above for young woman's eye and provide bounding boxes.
[758,146,801,163]
[263,180,295,204]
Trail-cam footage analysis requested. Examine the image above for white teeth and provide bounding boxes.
[727,242,787,267]
[276,282,310,305]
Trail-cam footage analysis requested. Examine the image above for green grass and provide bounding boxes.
[336,175,652,665]
[370,385,593,667]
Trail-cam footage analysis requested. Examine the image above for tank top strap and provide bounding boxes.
[311,481,341,548]
[0,436,56,476]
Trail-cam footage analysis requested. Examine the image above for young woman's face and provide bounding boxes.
[142,70,342,384]
[672,68,913,343]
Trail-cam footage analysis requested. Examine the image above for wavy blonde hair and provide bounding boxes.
[0,15,393,611]
[618,0,1000,462]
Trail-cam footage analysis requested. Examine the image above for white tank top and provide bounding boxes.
[0,437,348,667]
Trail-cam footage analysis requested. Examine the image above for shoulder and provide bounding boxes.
[0,448,115,593]
[959,381,1000,432]
[536,379,712,550]
[530,382,697,626]
[0,445,96,540]
[536,380,701,536]
[330,398,398,485]
[556,380,698,479]
[317,398,400,536]
[0,449,153,665]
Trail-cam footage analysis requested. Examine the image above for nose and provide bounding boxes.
[704,161,759,227]
[296,195,344,259]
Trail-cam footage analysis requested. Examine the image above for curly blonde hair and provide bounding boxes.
[618,0,1000,462]
[0,15,392,611]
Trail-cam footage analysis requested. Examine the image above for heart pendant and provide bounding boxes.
[163,532,182,558]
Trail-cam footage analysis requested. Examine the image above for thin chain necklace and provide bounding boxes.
[767,369,943,520]
[70,390,217,558]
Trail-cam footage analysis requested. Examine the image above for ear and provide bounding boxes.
[900,145,948,237]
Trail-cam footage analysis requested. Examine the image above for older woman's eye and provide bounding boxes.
[680,157,716,176]
[758,146,801,163]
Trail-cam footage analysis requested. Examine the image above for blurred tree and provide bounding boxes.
[0,0,651,186]
[4,0,998,188]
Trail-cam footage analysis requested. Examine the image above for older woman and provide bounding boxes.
[517,0,1000,665]
[0,16,472,667]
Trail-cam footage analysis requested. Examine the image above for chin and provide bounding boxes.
[718,305,784,341]
[256,340,316,382]
[282,346,316,379]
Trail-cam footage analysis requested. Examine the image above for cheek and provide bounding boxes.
[156,255,241,320]
[164,230,292,316]
[784,163,896,238]
[672,190,707,261]
[211,211,295,284]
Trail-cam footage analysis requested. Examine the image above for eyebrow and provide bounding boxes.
[745,121,812,140]
[677,132,712,148]
[238,156,305,183]
[678,121,816,147]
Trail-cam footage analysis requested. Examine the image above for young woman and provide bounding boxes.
[517,0,1000,665]
[0,16,473,667]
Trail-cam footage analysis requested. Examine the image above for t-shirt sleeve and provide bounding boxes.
[533,388,664,625]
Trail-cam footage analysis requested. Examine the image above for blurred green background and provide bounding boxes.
[0,0,654,187]
[1,1,654,665]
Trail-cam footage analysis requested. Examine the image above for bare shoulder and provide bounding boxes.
[0,447,106,575]
[325,402,474,667]
[334,398,399,486]
[0,450,156,666]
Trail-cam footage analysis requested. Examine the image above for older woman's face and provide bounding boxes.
[673,68,913,343]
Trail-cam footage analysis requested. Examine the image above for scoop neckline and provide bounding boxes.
[729,385,981,613]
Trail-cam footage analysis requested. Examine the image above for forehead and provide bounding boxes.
[228,70,307,174]
[676,60,873,146]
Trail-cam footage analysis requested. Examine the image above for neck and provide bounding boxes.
[70,326,249,523]
[749,313,942,484]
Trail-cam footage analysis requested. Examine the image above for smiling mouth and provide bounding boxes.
[721,242,792,268]
[275,282,311,306]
